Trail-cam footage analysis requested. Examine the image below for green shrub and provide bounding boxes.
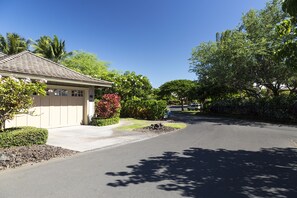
[90,117,120,126]
[0,127,48,148]
[121,99,167,120]
[95,94,121,118]
[206,95,297,123]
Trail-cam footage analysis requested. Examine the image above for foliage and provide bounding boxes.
[282,0,297,17]
[0,76,46,130]
[190,0,297,99]
[112,71,153,101]
[0,127,48,148]
[0,33,29,55]
[276,0,297,70]
[205,95,297,123]
[32,35,70,62]
[158,79,196,110]
[95,94,121,119]
[116,118,152,131]
[90,117,120,126]
[61,51,118,81]
[121,99,167,120]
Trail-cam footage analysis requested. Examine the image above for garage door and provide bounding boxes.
[6,89,85,128]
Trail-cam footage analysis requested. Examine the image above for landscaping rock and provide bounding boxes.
[135,123,177,133]
[0,145,77,171]
[0,153,10,161]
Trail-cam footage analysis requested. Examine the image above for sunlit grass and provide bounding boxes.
[163,123,187,129]
[117,118,187,131]
[117,118,151,131]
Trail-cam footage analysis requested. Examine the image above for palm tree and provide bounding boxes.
[32,35,70,63]
[32,36,53,59]
[0,33,29,55]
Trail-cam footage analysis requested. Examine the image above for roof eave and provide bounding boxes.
[0,71,113,88]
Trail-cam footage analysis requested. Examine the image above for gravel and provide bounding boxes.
[135,123,177,133]
[0,145,78,171]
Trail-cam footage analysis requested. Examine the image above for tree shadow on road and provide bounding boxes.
[106,147,297,198]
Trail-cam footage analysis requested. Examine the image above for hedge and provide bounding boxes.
[205,95,297,123]
[121,99,167,120]
[90,117,120,126]
[0,127,48,148]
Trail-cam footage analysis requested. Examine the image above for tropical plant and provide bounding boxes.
[0,33,29,55]
[32,35,70,62]
[95,94,121,119]
[0,76,46,131]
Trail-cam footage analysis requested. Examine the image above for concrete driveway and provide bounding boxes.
[47,122,156,152]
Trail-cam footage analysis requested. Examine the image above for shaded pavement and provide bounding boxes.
[0,113,297,198]
[107,147,297,198]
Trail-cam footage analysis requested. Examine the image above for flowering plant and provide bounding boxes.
[95,94,121,118]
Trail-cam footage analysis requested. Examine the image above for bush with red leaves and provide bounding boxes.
[95,94,121,118]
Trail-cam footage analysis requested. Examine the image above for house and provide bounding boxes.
[0,51,113,128]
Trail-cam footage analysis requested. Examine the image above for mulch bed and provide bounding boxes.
[0,145,78,171]
[135,123,177,134]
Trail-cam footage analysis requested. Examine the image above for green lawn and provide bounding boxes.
[163,122,187,129]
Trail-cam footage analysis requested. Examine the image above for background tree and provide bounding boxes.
[32,35,70,62]
[0,33,29,55]
[276,0,297,70]
[111,71,153,101]
[282,0,297,17]
[158,79,196,111]
[190,0,296,99]
[61,51,117,81]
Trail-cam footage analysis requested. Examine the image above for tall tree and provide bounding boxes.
[32,35,70,62]
[0,33,29,55]
[276,0,297,70]
[61,51,116,80]
[158,80,196,111]
[190,0,297,98]
[112,71,153,101]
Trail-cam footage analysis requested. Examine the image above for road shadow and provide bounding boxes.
[168,111,297,128]
[106,147,297,198]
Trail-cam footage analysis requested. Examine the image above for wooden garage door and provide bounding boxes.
[5,89,85,128]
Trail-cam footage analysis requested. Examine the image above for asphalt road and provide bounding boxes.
[1,115,297,198]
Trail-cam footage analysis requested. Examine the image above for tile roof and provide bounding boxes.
[0,52,7,60]
[0,51,112,87]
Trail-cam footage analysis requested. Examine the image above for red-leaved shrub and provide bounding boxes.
[95,94,121,118]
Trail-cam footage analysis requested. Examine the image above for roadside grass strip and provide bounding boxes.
[117,118,187,131]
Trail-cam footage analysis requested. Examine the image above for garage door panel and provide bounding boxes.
[77,99,84,124]
[40,96,50,128]
[27,96,41,128]
[5,117,17,128]
[6,89,85,128]
[13,114,28,127]
[61,96,68,126]
[50,96,61,127]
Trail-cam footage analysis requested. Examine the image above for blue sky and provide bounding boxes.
[0,0,268,87]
